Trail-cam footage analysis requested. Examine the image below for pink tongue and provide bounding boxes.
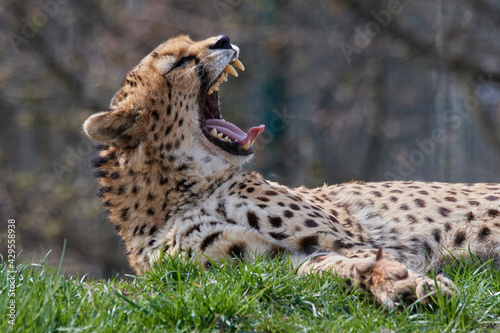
[205,119,265,144]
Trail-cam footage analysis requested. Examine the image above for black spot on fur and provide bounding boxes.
[289,204,301,210]
[268,216,283,228]
[454,231,466,246]
[149,226,158,235]
[264,190,278,196]
[93,170,108,178]
[466,211,474,221]
[304,219,319,228]
[147,208,155,216]
[116,186,126,195]
[152,110,159,120]
[334,240,354,249]
[414,198,425,207]
[121,208,129,221]
[433,229,441,243]
[406,215,418,224]
[165,126,173,137]
[300,235,319,254]
[270,232,289,240]
[184,224,201,237]
[485,196,499,201]
[133,226,139,235]
[90,153,114,168]
[439,207,451,217]
[487,209,499,217]
[478,227,491,240]
[200,231,223,251]
[139,224,146,235]
[228,244,246,260]
[247,211,260,230]
[283,210,294,218]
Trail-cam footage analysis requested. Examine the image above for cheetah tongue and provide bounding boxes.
[205,119,265,146]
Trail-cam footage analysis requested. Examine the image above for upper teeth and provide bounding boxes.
[207,60,245,95]
[232,59,245,71]
[224,64,238,77]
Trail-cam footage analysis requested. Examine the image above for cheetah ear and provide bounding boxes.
[83,109,142,147]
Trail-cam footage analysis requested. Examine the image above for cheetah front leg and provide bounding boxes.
[296,248,456,308]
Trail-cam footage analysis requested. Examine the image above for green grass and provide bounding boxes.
[1,253,499,332]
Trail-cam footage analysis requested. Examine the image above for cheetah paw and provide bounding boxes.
[355,248,456,308]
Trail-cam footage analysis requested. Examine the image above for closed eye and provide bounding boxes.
[171,56,196,71]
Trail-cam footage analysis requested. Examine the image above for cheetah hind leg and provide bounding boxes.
[298,248,456,309]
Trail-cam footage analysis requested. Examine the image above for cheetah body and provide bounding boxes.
[84,35,500,308]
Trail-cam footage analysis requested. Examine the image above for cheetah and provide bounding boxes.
[83,35,500,308]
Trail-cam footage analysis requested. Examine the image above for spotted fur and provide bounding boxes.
[84,35,500,308]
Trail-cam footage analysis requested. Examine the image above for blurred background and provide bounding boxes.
[1,0,500,278]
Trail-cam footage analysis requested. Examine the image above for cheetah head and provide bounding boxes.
[83,35,264,170]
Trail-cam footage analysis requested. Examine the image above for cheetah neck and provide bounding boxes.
[92,144,240,255]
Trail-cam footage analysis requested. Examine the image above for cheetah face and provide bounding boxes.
[198,44,265,156]
[84,35,264,165]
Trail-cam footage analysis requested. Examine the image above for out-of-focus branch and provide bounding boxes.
[10,2,101,110]
[471,0,500,30]
[342,0,500,152]
[342,0,500,83]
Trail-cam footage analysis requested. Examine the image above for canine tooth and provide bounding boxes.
[233,59,245,71]
[212,84,219,92]
[208,88,214,95]
[224,65,238,77]
[210,128,218,136]
[242,139,255,150]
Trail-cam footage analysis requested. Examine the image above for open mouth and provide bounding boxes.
[200,59,265,156]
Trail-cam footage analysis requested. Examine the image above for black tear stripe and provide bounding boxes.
[195,58,207,88]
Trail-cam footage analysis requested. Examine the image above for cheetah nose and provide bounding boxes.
[211,35,233,50]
